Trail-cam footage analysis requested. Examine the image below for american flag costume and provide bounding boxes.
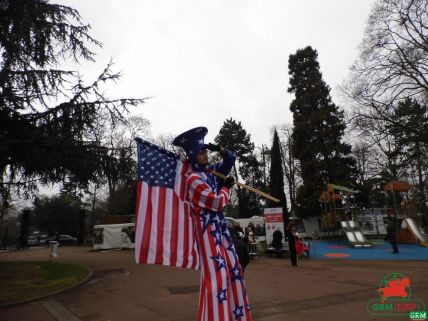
[135,128,252,321]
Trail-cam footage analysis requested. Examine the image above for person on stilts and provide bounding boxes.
[173,127,252,321]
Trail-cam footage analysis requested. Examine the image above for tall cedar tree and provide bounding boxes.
[215,118,261,218]
[288,46,356,217]
[267,129,288,226]
[0,0,145,190]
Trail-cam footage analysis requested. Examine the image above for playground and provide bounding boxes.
[316,182,428,250]
[310,239,428,260]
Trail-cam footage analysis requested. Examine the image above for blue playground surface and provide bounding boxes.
[308,239,428,260]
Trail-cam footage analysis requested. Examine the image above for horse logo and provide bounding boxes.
[378,274,411,303]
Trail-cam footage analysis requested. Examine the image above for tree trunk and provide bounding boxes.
[415,143,427,228]
[19,209,31,249]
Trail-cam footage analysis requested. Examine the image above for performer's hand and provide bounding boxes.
[204,143,222,152]
[222,176,235,189]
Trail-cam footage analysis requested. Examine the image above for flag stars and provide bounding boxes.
[233,305,244,319]
[210,253,226,271]
[138,140,178,188]
[200,213,218,234]
[217,288,227,304]
[227,243,235,252]
[223,230,232,243]
[230,262,243,282]
[210,230,222,246]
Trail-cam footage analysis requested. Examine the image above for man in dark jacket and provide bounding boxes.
[228,224,250,273]
[386,218,399,253]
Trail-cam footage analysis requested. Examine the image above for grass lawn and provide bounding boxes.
[0,261,91,305]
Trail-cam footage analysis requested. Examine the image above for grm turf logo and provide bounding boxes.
[366,272,426,320]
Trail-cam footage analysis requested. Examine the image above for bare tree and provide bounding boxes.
[344,0,428,105]
[277,124,300,212]
[342,0,428,141]
[154,133,185,157]
[93,115,151,199]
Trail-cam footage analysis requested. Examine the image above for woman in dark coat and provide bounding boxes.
[286,222,298,266]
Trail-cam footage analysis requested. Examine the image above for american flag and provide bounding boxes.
[134,138,200,270]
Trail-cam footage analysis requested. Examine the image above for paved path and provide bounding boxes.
[1,247,427,321]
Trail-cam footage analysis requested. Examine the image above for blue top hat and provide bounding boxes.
[173,127,208,167]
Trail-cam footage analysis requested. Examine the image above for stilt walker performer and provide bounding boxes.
[173,126,252,321]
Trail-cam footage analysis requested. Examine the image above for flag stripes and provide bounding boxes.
[135,139,199,270]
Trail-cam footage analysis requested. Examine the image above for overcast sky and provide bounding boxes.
[57,0,376,147]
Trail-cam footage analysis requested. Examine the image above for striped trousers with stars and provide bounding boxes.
[194,211,252,321]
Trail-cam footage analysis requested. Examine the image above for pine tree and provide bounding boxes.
[267,129,288,226]
[288,46,356,217]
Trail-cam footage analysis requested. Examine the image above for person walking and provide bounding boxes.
[286,222,298,266]
[173,126,252,321]
[386,218,399,253]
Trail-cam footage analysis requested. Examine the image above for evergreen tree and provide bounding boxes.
[267,129,288,226]
[288,46,356,217]
[238,153,264,216]
[32,193,82,236]
[215,118,254,160]
[0,0,145,191]
[215,118,261,218]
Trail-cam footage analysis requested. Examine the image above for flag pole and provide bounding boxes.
[209,169,280,203]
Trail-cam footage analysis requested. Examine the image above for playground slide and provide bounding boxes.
[354,231,372,248]
[341,221,372,248]
[404,218,428,247]
[346,231,356,243]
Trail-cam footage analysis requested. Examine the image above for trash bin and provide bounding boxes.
[49,241,59,260]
